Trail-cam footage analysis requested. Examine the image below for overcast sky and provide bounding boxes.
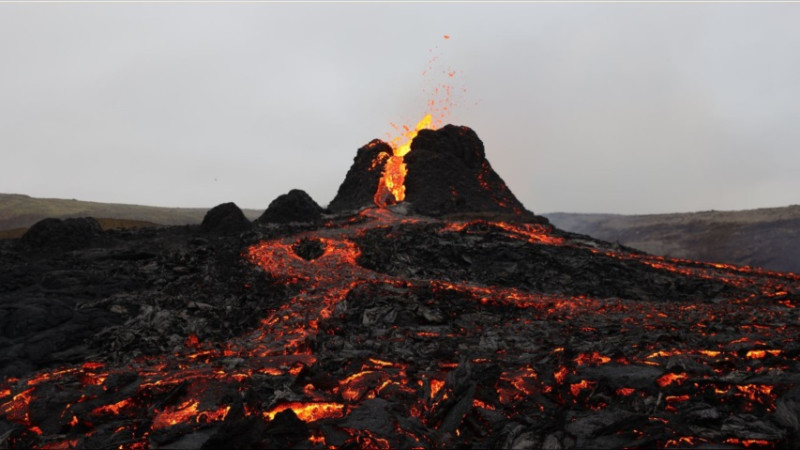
[2,3,799,214]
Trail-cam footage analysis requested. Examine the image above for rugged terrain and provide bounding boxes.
[547,207,800,274]
[2,125,800,449]
[0,194,261,239]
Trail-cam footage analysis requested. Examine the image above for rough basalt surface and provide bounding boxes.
[202,202,252,234]
[258,189,323,224]
[0,225,288,379]
[328,125,533,219]
[353,221,735,302]
[328,140,392,213]
[405,125,530,218]
[21,217,103,249]
[3,207,800,449]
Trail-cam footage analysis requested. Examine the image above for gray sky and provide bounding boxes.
[2,3,799,214]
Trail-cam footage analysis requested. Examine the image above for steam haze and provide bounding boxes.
[2,3,799,214]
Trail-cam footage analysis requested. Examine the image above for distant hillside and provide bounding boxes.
[0,218,161,240]
[545,205,800,274]
[0,193,262,234]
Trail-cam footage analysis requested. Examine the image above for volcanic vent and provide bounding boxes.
[2,122,800,449]
[329,120,530,218]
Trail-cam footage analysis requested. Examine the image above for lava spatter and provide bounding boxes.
[374,114,434,208]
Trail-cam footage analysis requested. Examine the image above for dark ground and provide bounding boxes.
[4,208,799,448]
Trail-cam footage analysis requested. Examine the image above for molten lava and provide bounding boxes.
[373,114,434,207]
[3,205,800,448]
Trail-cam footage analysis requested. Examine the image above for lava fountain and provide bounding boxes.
[373,114,434,208]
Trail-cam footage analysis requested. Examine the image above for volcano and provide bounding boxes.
[2,124,800,449]
[330,123,529,218]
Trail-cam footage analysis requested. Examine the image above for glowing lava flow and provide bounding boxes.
[374,114,434,207]
[2,207,800,448]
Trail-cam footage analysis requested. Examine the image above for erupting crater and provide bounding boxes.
[373,115,433,208]
[331,119,529,218]
[2,123,800,449]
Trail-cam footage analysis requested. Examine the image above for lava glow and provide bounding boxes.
[263,402,345,422]
[2,199,800,447]
[151,401,230,430]
[374,114,434,207]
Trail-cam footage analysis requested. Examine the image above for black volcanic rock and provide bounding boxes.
[202,202,252,234]
[353,221,735,303]
[0,223,288,379]
[259,189,323,224]
[22,217,102,249]
[405,125,530,217]
[4,201,800,448]
[328,126,533,218]
[293,237,325,261]
[328,140,392,213]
